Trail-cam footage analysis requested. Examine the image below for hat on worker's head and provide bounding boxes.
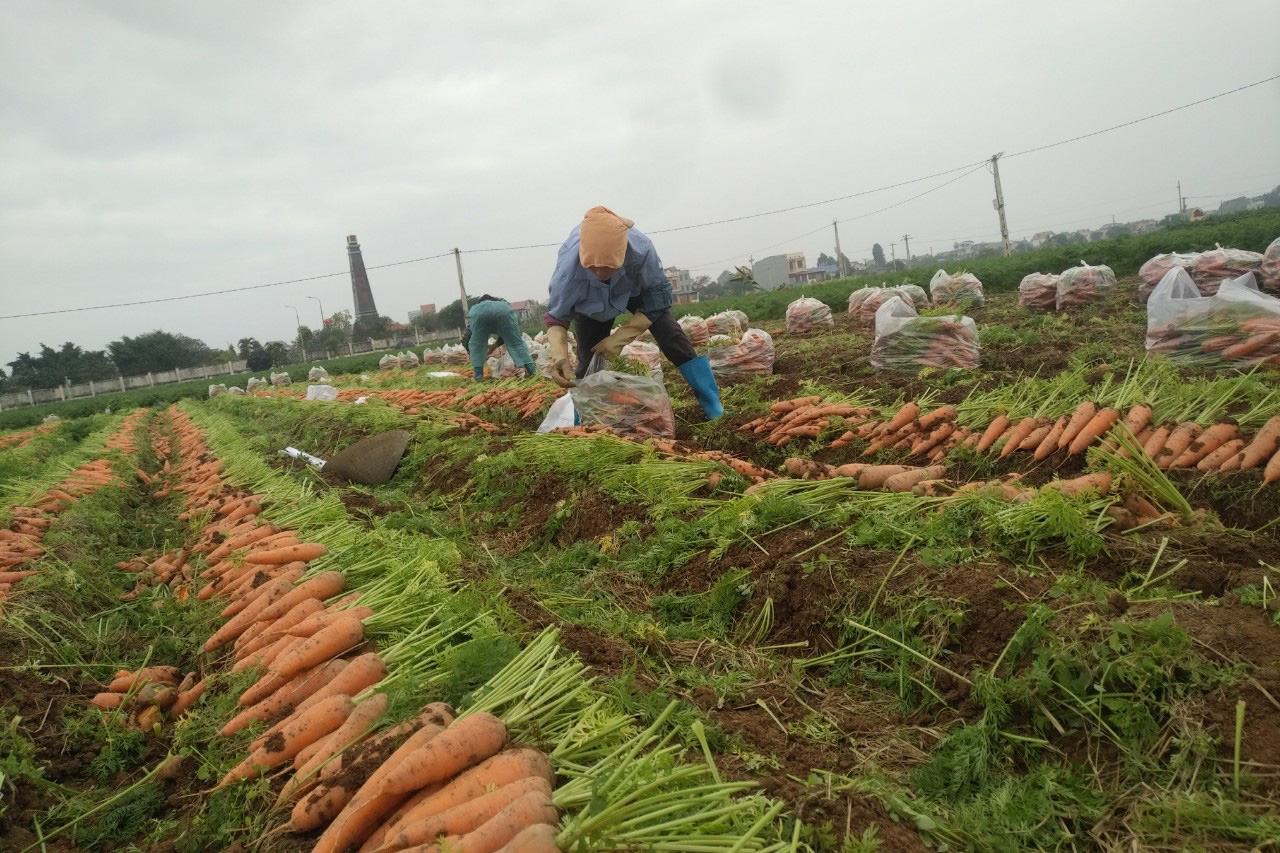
[579,206,634,270]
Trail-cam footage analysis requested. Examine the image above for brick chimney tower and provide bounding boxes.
[346,235,379,319]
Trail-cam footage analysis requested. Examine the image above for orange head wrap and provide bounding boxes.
[578,206,634,270]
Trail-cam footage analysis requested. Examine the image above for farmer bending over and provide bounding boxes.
[463,295,536,380]
[543,206,723,419]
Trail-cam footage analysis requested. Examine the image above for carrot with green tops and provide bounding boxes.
[916,404,956,431]
[382,777,554,852]
[881,401,920,435]
[270,614,365,681]
[495,823,558,853]
[1155,421,1201,469]
[1034,416,1068,461]
[1042,472,1113,496]
[279,693,388,807]
[1067,407,1119,455]
[1057,401,1098,450]
[975,414,1010,453]
[434,790,557,853]
[218,694,354,788]
[237,597,327,656]
[1143,423,1172,460]
[221,658,347,736]
[1263,446,1280,486]
[998,417,1038,459]
[244,542,327,565]
[1018,420,1052,451]
[204,577,297,652]
[1236,415,1280,470]
[253,571,346,623]
[379,712,508,796]
[855,464,915,489]
[911,423,954,458]
[1172,421,1238,468]
[1198,438,1246,471]
[250,653,392,752]
[882,465,946,493]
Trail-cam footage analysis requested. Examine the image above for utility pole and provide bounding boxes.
[1177,180,1186,218]
[452,248,470,330]
[890,242,897,266]
[832,219,845,277]
[990,153,1011,256]
[902,234,913,267]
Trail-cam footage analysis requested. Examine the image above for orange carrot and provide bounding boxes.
[1155,421,1201,469]
[1034,416,1068,461]
[280,693,389,807]
[243,542,328,566]
[251,653,390,751]
[1264,446,1280,485]
[494,823,558,853]
[270,615,365,681]
[254,571,346,623]
[172,679,206,716]
[1057,401,1097,450]
[1018,420,1052,451]
[379,712,508,796]
[219,694,354,788]
[916,405,956,431]
[1143,423,1172,460]
[1172,421,1238,468]
[881,465,946,493]
[1198,438,1246,471]
[108,666,180,692]
[385,749,554,836]
[911,423,955,458]
[384,777,553,851]
[436,790,557,853]
[1042,472,1113,497]
[882,401,920,435]
[91,692,125,709]
[236,597,326,656]
[1237,415,1280,470]
[1067,407,1119,455]
[221,658,347,736]
[855,464,914,489]
[999,417,1038,459]
[204,577,297,652]
[975,414,1009,453]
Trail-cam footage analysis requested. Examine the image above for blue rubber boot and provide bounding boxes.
[677,355,724,420]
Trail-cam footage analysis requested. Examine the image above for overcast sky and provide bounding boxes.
[2,0,1278,364]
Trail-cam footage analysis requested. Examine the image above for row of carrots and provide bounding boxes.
[0,420,59,451]
[96,406,562,853]
[1,410,148,602]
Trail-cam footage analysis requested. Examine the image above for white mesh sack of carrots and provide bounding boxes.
[705,311,744,336]
[1055,261,1116,311]
[246,376,268,393]
[1262,236,1280,294]
[707,328,776,377]
[870,296,981,372]
[848,286,907,325]
[621,339,664,377]
[572,369,675,438]
[379,354,401,370]
[486,349,519,378]
[1190,244,1266,296]
[308,365,330,381]
[928,269,985,308]
[1146,269,1280,368]
[271,371,293,386]
[785,296,834,334]
[894,283,930,310]
[398,350,421,368]
[1138,252,1199,305]
[677,314,710,345]
[1018,273,1059,312]
[442,344,470,365]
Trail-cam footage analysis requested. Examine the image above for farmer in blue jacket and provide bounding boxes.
[463,295,536,380]
[542,206,723,420]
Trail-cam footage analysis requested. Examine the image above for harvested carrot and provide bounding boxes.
[237,597,326,656]
[1172,421,1238,468]
[1042,472,1113,497]
[382,776,552,851]
[281,693,390,808]
[912,423,954,458]
[998,417,1038,459]
[882,465,946,493]
[219,694,354,788]
[1198,438,1246,471]
[1237,415,1280,470]
[386,749,553,836]
[855,464,914,489]
[108,666,180,692]
[916,405,956,431]
[1018,421,1052,451]
[91,692,125,709]
[1057,401,1098,449]
[436,790,557,853]
[1143,423,1172,460]
[204,577,296,652]
[222,658,347,736]
[1067,407,1119,455]
[1264,446,1280,485]
[252,653,391,750]
[1156,421,1201,469]
[172,679,206,716]
[882,402,920,435]
[243,542,328,565]
[975,414,1010,453]
[1034,416,1068,461]
[254,571,346,623]
[380,712,508,795]
[270,615,365,681]
[495,823,558,853]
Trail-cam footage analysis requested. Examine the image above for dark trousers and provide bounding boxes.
[573,299,696,379]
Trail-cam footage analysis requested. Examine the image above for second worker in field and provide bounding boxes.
[542,205,724,419]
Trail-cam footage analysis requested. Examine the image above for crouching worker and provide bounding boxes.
[541,205,723,419]
[463,295,536,380]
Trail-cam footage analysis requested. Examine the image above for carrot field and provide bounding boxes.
[1,276,1279,852]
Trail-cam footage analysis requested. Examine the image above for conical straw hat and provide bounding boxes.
[323,429,411,485]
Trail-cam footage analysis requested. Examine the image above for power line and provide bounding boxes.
[4,73,1276,321]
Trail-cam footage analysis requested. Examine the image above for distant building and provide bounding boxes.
[789,262,839,285]
[752,252,806,290]
[1131,220,1160,235]
[408,309,422,322]
[508,299,539,320]
[1029,231,1054,248]
[419,303,436,315]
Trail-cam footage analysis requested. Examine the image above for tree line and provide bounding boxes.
[2,301,473,393]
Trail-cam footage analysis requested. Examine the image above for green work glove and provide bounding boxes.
[591,313,652,358]
[547,326,575,388]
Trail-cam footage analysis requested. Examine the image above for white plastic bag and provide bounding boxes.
[785,297,834,334]
[1055,261,1116,311]
[1261,237,1280,295]
[621,339,664,377]
[398,350,420,368]
[895,284,930,311]
[270,371,291,387]
[707,328,775,377]
[246,376,267,392]
[486,349,518,378]
[929,269,985,308]
[1018,273,1059,312]
[1138,252,1200,304]
[305,384,339,401]
[227,386,246,395]
[725,309,749,330]
[208,384,227,399]
[537,393,576,433]
[678,315,710,346]
[308,366,330,382]
[1191,246,1266,296]
[850,287,900,325]
[871,296,980,372]
[1146,269,1280,367]
[379,353,400,370]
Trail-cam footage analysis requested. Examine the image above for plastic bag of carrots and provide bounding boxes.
[1055,261,1116,311]
[379,353,401,370]
[572,369,675,438]
[1138,251,1199,305]
[1146,269,1280,367]
[485,349,518,378]
[1262,236,1280,295]
[1018,273,1059,312]
[928,269,985,308]
[708,328,776,377]
[208,384,227,398]
[678,314,710,346]
[270,371,292,386]
[706,312,744,336]
[871,296,980,372]
[621,340,664,377]
[895,284,930,310]
[1190,245,1265,297]
[785,297,834,334]
[849,287,902,325]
